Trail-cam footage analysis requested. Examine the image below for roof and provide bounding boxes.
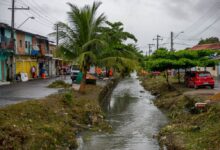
[0,22,48,40]
[191,43,220,51]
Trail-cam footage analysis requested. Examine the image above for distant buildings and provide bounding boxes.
[191,43,220,77]
[0,22,63,82]
[191,43,220,51]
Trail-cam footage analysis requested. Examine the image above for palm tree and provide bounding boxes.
[54,2,106,93]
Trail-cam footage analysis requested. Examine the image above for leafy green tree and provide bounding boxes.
[97,21,140,77]
[52,2,106,93]
[147,58,174,87]
[145,49,217,87]
[198,37,219,45]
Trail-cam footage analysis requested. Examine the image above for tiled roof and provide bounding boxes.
[191,43,220,50]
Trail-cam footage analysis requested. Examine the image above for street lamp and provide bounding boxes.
[174,31,184,39]
[17,16,35,29]
[171,31,184,51]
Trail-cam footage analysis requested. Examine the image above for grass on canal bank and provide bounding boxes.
[142,76,220,150]
[0,85,111,149]
[47,80,71,88]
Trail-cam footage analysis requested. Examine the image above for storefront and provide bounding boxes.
[16,56,38,79]
[38,56,53,78]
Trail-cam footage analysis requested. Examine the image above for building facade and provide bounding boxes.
[0,24,14,82]
[0,23,52,81]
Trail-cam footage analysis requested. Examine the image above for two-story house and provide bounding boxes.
[0,22,51,80]
[0,23,14,82]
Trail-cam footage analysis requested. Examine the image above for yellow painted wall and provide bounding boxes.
[16,59,38,78]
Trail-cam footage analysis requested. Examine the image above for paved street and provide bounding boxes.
[0,77,71,107]
[0,75,109,107]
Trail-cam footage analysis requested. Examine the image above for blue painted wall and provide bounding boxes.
[25,33,32,54]
[4,29,17,52]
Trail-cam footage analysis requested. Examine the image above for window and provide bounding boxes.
[198,73,211,77]
[25,41,28,49]
[20,40,22,47]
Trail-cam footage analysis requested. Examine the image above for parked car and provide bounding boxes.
[70,65,80,83]
[184,71,215,89]
[151,71,161,76]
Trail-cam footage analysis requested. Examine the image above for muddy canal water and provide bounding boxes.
[78,73,167,150]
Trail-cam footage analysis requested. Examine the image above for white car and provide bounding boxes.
[70,65,80,82]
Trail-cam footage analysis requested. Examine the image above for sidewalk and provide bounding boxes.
[0,75,61,87]
[0,81,10,86]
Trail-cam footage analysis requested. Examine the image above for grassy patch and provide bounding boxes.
[0,85,111,149]
[142,76,220,150]
[48,80,71,88]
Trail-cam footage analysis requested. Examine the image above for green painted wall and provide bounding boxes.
[0,55,7,81]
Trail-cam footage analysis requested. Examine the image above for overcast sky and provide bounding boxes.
[0,0,220,54]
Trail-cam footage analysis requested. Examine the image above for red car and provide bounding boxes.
[185,71,215,89]
[151,71,161,76]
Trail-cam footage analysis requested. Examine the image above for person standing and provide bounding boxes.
[31,66,36,78]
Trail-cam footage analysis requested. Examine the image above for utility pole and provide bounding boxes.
[56,24,59,47]
[148,44,155,56]
[171,31,174,51]
[8,0,29,81]
[153,35,163,50]
[11,0,15,39]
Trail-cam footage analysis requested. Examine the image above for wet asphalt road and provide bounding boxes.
[0,77,72,107]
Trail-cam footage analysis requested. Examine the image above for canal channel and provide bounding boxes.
[78,73,167,150]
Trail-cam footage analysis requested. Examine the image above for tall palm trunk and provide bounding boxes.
[79,66,87,94]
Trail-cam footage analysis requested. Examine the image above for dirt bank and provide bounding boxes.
[0,79,117,149]
[141,76,220,150]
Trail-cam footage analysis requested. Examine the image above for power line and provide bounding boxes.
[192,17,220,38]
[178,2,220,41]
[174,42,194,46]
[11,1,55,29]
[184,3,220,33]
[17,0,55,25]
[30,0,60,22]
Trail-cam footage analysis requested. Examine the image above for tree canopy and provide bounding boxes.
[198,37,219,45]
[145,48,218,86]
